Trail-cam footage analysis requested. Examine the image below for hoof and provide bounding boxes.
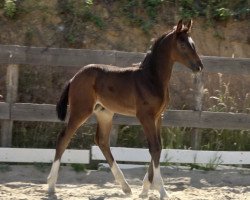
[47,186,55,194]
[122,184,132,195]
[160,188,170,200]
[47,177,56,194]
[139,192,148,199]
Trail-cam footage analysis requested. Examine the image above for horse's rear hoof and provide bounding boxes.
[139,192,148,199]
[48,186,55,194]
[160,188,170,200]
[122,185,132,195]
[47,179,56,194]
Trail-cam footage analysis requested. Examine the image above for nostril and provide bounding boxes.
[198,63,204,71]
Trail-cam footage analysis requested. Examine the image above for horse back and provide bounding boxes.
[72,64,138,115]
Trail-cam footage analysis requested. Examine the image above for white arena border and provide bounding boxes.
[0,148,89,164]
[1,146,250,165]
[92,146,250,165]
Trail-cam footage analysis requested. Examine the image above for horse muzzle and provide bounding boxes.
[191,60,204,73]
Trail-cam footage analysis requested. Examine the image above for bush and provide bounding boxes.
[122,0,164,33]
[179,0,249,21]
[4,0,16,18]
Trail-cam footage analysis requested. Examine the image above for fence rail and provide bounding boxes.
[92,146,250,165]
[0,44,250,74]
[0,148,89,163]
[0,102,250,130]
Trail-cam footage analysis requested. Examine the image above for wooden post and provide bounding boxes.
[191,72,204,150]
[1,65,19,147]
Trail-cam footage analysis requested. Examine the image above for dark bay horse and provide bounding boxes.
[47,19,203,199]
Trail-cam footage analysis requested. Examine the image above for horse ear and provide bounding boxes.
[176,19,183,33]
[186,19,193,32]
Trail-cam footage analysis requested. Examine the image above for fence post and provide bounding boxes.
[191,72,204,150]
[1,64,19,147]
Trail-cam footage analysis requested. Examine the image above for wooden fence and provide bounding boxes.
[0,44,250,165]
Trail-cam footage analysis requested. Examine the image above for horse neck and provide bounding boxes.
[156,49,173,86]
[152,36,174,93]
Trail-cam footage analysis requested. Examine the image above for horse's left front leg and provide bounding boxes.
[138,115,169,199]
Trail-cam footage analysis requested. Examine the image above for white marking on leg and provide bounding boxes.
[152,163,170,199]
[111,161,132,194]
[139,172,151,198]
[47,160,60,193]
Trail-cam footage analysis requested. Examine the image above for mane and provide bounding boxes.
[139,29,173,69]
[139,25,189,70]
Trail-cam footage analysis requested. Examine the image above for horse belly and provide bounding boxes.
[96,97,136,116]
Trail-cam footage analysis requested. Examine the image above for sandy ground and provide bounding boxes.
[0,164,250,200]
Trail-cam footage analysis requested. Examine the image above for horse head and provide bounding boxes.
[171,19,204,73]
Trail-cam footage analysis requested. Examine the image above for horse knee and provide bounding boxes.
[149,145,162,156]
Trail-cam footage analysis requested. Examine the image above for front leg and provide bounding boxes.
[138,114,170,199]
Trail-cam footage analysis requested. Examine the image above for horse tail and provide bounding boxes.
[56,82,70,121]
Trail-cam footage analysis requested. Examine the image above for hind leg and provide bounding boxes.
[47,106,93,193]
[94,108,131,194]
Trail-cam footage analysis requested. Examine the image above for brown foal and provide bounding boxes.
[47,19,203,199]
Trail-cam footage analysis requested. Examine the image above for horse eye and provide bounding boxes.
[180,42,185,48]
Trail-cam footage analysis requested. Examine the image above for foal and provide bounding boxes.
[47,19,203,199]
